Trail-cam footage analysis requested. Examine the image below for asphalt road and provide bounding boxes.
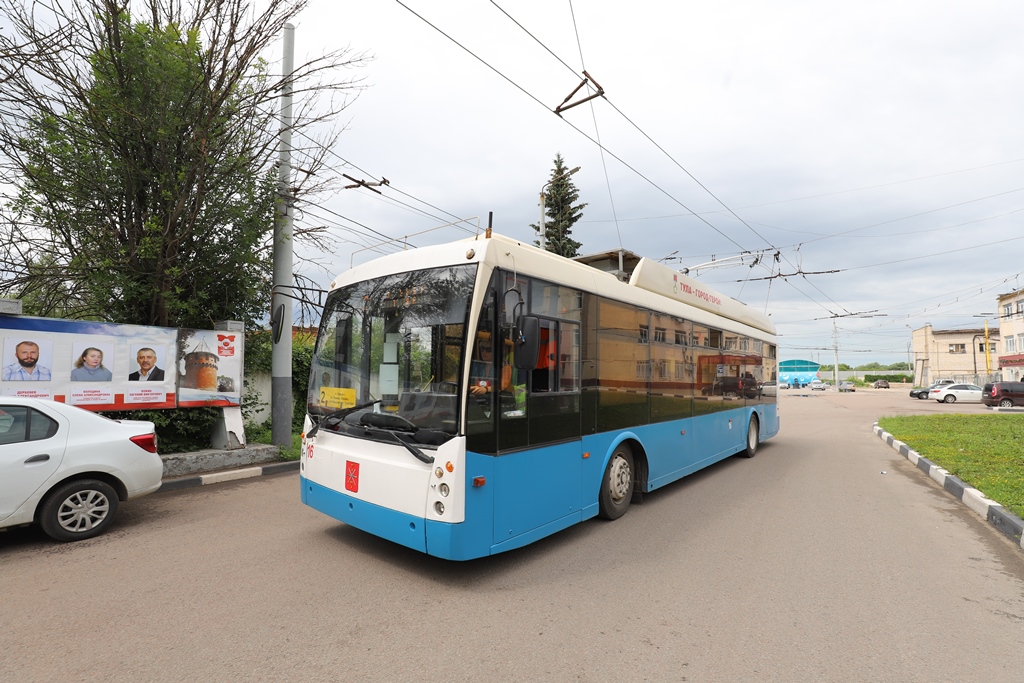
[2,389,1022,682]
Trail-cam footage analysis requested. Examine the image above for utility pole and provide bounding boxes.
[984,319,992,374]
[271,24,295,448]
[832,318,839,388]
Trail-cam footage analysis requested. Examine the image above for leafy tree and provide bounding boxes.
[818,363,852,372]
[0,0,365,329]
[530,153,586,258]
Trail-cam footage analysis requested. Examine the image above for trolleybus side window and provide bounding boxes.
[467,270,585,454]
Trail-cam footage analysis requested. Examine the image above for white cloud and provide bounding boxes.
[286,0,1024,364]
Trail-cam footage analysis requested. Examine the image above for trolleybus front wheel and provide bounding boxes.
[599,444,634,520]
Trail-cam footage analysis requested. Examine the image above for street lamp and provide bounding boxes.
[538,166,580,250]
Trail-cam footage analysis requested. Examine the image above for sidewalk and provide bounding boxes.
[157,442,300,492]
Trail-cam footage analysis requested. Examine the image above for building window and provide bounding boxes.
[1018,334,1024,352]
[636,360,650,379]
[674,330,686,346]
[653,359,668,380]
[948,343,966,354]
[674,361,691,379]
[1004,304,1014,320]
[1007,337,1016,354]
[638,326,649,344]
[978,342,996,353]
[1018,301,1024,318]
[654,327,666,344]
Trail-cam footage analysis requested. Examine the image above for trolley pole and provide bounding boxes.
[271,24,295,448]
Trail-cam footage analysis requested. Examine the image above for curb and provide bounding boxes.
[873,422,1024,551]
[158,460,300,492]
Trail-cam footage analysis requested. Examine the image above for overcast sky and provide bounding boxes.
[283,0,1024,366]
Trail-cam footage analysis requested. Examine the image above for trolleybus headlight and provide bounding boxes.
[439,483,450,497]
[434,501,445,515]
[435,467,444,478]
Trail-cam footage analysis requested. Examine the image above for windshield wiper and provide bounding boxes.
[359,423,435,464]
[306,399,381,438]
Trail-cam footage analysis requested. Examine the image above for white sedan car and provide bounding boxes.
[930,383,983,404]
[0,397,163,541]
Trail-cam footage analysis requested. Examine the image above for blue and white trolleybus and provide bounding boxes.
[300,231,779,560]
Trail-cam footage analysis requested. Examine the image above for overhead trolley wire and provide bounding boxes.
[286,125,477,236]
[480,0,849,318]
[393,0,751,251]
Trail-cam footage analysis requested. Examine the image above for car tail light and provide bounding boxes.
[130,433,158,453]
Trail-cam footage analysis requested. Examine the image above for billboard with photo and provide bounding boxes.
[0,315,243,410]
[0,316,177,408]
[176,329,243,407]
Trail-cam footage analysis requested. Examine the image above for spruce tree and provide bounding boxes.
[531,153,586,257]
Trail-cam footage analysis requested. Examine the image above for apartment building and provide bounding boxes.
[996,291,1024,382]
[910,324,999,386]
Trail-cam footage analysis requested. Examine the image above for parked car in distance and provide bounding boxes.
[809,380,827,391]
[0,397,163,542]
[872,379,890,389]
[778,380,790,389]
[982,381,1024,407]
[760,380,777,396]
[838,381,856,392]
[909,379,955,399]
[930,383,983,404]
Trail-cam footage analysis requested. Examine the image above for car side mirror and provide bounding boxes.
[513,316,539,371]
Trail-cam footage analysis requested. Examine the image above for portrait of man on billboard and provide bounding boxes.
[2,339,53,381]
[128,346,166,382]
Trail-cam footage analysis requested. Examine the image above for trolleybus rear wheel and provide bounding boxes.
[743,416,759,458]
[599,444,634,520]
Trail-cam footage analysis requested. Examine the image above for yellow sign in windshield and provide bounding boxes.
[319,387,355,409]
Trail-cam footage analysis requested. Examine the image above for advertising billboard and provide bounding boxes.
[0,316,243,410]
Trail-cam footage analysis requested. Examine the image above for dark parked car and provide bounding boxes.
[701,375,759,399]
[873,379,889,389]
[982,381,1024,407]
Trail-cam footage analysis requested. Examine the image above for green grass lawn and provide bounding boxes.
[877,414,1024,519]
[248,427,302,460]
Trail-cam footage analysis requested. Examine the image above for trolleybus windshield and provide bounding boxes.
[307,264,477,446]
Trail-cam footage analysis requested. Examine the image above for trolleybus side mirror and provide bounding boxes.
[513,316,539,371]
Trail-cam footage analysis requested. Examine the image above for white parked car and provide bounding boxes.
[809,380,827,391]
[777,381,790,389]
[930,384,983,404]
[0,397,163,541]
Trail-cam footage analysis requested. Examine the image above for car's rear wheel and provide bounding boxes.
[999,398,1013,408]
[598,444,634,520]
[39,479,119,542]
[943,395,956,403]
[917,393,928,400]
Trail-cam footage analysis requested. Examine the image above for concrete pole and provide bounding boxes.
[832,318,839,388]
[271,24,295,448]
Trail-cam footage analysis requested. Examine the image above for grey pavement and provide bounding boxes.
[873,421,1024,551]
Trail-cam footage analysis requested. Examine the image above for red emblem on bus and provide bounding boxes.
[345,461,360,492]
